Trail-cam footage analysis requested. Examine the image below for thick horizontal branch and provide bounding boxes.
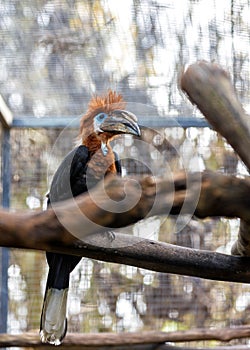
[3,61,250,266]
[0,172,250,281]
[1,326,250,348]
[54,233,250,283]
[157,346,250,350]
[2,171,250,249]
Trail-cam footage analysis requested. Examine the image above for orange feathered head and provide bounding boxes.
[79,90,140,142]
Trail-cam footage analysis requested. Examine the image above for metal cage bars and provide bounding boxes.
[0,95,211,333]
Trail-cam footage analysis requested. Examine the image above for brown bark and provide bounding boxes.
[2,61,250,348]
[1,171,250,252]
[0,62,250,281]
[180,60,250,171]
[231,220,250,256]
[181,61,250,257]
[0,172,250,282]
[1,326,250,348]
[157,346,250,350]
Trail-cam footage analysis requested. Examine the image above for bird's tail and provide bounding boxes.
[40,287,68,345]
[40,252,81,345]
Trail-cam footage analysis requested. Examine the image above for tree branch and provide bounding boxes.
[2,171,250,249]
[0,172,250,282]
[181,60,250,171]
[181,61,250,256]
[1,325,250,348]
[1,62,250,279]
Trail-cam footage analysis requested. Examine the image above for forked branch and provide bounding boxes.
[181,60,250,256]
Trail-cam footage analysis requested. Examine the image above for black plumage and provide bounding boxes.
[40,91,140,345]
[40,146,121,344]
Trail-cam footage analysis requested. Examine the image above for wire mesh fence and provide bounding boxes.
[4,124,250,349]
[0,0,250,348]
[1,0,250,117]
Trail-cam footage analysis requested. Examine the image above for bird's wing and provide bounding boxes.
[42,146,90,345]
[48,145,90,204]
[48,147,122,205]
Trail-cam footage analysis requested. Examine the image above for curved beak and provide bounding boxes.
[100,110,141,137]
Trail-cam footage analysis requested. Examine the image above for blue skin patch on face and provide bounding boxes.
[95,113,108,123]
[93,113,108,134]
[93,113,109,156]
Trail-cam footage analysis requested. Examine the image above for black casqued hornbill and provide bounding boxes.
[40,90,141,345]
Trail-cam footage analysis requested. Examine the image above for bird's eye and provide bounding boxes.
[97,113,106,121]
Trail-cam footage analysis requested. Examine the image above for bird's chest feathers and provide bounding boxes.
[87,148,117,180]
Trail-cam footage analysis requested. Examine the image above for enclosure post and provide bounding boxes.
[0,127,10,333]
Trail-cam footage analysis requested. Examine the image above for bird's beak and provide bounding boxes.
[100,110,141,137]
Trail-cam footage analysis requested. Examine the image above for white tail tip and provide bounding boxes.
[40,288,68,345]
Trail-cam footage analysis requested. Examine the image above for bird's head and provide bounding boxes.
[79,91,140,153]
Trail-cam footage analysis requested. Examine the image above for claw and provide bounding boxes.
[40,330,62,346]
[104,231,115,242]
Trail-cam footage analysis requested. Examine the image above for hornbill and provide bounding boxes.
[40,91,141,345]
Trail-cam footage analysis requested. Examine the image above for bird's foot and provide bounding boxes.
[40,330,62,346]
[104,231,116,242]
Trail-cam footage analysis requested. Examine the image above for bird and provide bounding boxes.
[40,90,141,345]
